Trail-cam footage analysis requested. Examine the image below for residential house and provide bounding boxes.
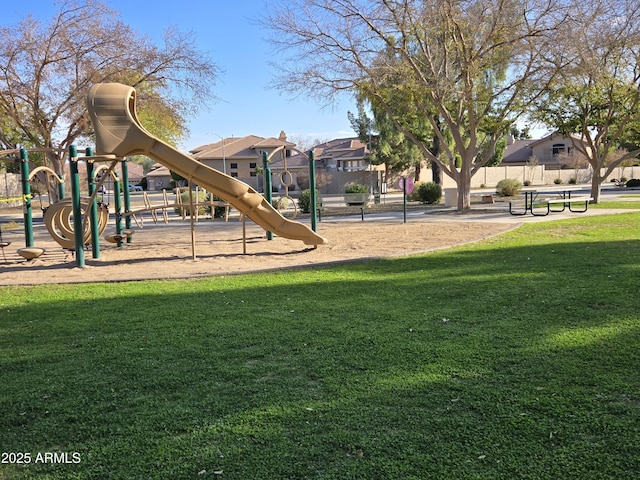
[502,133,590,168]
[93,160,146,193]
[190,132,294,190]
[311,137,370,172]
[269,147,311,193]
[273,137,379,194]
[126,162,145,185]
[150,134,376,195]
[145,165,172,191]
[529,133,590,168]
[502,137,534,165]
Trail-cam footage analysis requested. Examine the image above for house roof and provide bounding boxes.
[312,137,369,160]
[501,132,592,165]
[146,165,171,177]
[503,139,533,164]
[190,134,294,161]
[271,154,309,170]
[330,145,368,161]
[280,137,369,169]
[125,161,145,181]
[527,132,585,148]
[252,137,296,149]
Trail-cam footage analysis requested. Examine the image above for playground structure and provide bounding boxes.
[86,82,325,246]
[0,82,325,267]
[0,145,133,262]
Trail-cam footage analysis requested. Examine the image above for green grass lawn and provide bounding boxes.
[1,213,639,479]
[591,200,640,209]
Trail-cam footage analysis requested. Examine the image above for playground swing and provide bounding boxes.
[274,149,298,220]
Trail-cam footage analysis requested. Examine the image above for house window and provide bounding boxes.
[250,163,257,169]
[230,172,238,178]
[552,144,565,156]
[230,163,238,169]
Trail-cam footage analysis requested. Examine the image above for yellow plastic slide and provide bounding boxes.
[86,83,326,246]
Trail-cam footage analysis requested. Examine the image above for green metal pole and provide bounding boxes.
[308,150,318,231]
[262,151,273,240]
[69,145,85,267]
[113,173,124,248]
[86,147,100,259]
[19,148,34,247]
[403,177,407,224]
[121,159,132,243]
[57,174,65,200]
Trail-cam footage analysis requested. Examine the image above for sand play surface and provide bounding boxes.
[0,216,516,285]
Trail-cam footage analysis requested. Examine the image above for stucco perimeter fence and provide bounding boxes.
[3,165,639,210]
[412,165,640,190]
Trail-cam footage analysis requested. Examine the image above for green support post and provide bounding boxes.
[69,145,85,267]
[403,177,407,224]
[57,174,65,200]
[262,151,273,240]
[19,148,34,247]
[121,159,132,243]
[113,173,124,248]
[308,150,318,231]
[86,147,100,259]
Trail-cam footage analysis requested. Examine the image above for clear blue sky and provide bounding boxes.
[4,0,357,151]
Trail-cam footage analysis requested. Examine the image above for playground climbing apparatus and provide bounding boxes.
[86,82,326,246]
[43,198,109,250]
[1,82,325,268]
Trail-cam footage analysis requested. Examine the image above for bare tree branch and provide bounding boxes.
[0,0,219,191]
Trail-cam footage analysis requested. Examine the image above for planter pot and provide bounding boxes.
[344,193,370,206]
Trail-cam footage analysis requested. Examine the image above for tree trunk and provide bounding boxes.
[432,162,442,185]
[455,166,472,211]
[590,174,603,204]
[431,116,442,185]
[49,151,65,204]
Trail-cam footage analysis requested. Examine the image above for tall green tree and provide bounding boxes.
[266,0,568,210]
[0,0,218,199]
[531,0,640,202]
[348,97,425,181]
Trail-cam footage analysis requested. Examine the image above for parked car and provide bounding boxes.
[129,184,143,192]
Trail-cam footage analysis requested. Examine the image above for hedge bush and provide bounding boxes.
[272,197,291,210]
[408,181,424,202]
[175,189,209,216]
[344,183,368,194]
[495,178,522,197]
[297,189,321,213]
[416,182,442,204]
[209,194,227,218]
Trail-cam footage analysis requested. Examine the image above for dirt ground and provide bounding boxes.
[0,216,516,285]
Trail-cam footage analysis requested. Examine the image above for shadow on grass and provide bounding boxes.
[1,215,639,479]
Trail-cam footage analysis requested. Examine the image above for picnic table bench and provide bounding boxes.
[509,186,593,216]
